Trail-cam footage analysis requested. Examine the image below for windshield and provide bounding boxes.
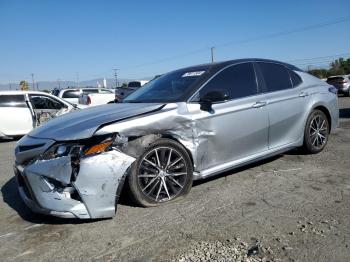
[124,68,208,103]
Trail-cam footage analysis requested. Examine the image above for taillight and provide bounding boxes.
[87,96,91,105]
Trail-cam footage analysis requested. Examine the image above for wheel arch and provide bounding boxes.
[312,105,332,132]
[160,134,195,168]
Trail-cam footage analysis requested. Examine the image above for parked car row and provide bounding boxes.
[0,91,77,138]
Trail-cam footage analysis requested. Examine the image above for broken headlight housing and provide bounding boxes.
[40,134,125,160]
[40,144,84,160]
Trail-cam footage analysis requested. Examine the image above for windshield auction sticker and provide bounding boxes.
[182,71,206,77]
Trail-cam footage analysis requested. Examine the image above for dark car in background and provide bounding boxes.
[327,75,350,96]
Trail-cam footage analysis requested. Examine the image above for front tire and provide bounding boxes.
[128,138,193,207]
[302,109,329,154]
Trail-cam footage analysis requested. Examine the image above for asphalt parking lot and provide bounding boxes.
[1,97,350,261]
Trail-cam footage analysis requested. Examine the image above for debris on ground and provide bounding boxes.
[171,239,276,262]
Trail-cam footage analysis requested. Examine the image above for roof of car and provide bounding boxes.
[177,58,303,73]
[0,90,53,95]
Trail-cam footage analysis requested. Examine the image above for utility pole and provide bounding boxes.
[9,81,12,90]
[113,68,119,88]
[211,47,215,63]
[57,78,61,89]
[31,73,35,90]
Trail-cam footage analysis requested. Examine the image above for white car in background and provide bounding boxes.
[52,88,114,104]
[0,91,77,139]
[78,88,115,106]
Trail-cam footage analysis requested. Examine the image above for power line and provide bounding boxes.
[287,52,350,63]
[120,16,350,71]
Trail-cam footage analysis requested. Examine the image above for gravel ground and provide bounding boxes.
[0,97,349,262]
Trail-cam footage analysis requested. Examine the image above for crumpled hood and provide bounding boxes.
[28,103,164,141]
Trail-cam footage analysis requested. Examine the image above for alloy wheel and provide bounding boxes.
[137,146,189,203]
[309,114,328,149]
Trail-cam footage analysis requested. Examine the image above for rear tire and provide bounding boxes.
[128,138,193,207]
[301,110,329,154]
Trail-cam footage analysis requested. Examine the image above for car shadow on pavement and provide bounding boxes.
[1,177,108,225]
[339,108,350,118]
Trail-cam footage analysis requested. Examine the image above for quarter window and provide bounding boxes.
[198,62,257,100]
[289,70,302,87]
[258,62,292,92]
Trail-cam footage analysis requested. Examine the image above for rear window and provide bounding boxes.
[82,89,99,94]
[0,95,27,107]
[62,90,80,98]
[327,77,345,82]
[128,81,141,88]
[258,62,293,92]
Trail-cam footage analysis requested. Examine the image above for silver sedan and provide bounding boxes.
[14,59,338,219]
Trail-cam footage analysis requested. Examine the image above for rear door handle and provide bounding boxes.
[252,101,267,108]
[299,92,309,97]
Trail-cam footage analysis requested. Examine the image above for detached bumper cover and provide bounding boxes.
[15,150,135,219]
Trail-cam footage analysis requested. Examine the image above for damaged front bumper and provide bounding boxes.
[15,150,135,219]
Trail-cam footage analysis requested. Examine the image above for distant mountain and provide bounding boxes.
[0,77,152,91]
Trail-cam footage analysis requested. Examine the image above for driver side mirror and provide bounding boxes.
[199,90,229,112]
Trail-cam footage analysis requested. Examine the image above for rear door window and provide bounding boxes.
[258,62,293,92]
[198,62,258,100]
[0,95,27,107]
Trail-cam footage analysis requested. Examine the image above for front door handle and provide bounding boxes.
[252,101,267,108]
[299,92,309,97]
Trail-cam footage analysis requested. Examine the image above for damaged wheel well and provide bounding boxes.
[160,134,194,167]
[121,133,194,170]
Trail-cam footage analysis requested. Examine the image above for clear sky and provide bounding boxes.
[0,0,349,83]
